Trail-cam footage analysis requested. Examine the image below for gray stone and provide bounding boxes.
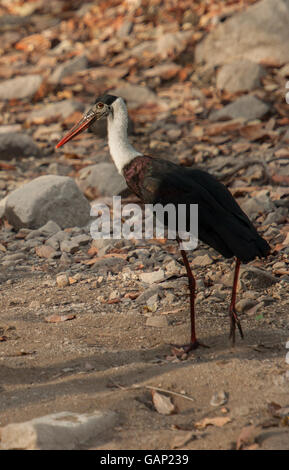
[28,100,85,123]
[236,298,258,313]
[5,175,91,230]
[0,133,41,160]
[241,266,279,289]
[0,410,117,450]
[216,60,265,92]
[241,191,274,218]
[77,163,128,199]
[139,269,165,284]
[49,55,88,84]
[70,234,91,246]
[91,256,126,274]
[38,220,61,236]
[0,196,7,219]
[60,239,80,254]
[210,96,270,121]
[195,0,289,67]
[136,286,163,304]
[192,254,213,267]
[0,74,43,100]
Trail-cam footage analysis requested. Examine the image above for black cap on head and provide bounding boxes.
[95,94,118,106]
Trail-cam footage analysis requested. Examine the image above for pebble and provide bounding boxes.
[56,274,70,288]
[210,391,228,407]
[139,269,165,284]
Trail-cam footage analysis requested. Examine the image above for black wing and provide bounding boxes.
[140,158,270,262]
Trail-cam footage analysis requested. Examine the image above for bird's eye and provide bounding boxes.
[97,102,104,108]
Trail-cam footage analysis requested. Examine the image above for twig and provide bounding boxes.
[108,379,195,403]
[144,385,195,403]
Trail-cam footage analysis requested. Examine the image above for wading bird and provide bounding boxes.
[56,94,270,352]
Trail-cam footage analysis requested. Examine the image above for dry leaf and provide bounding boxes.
[195,416,231,429]
[236,425,260,450]
[171,430,196,449]
[0,336,7,342]
[45,314,76,323]
[152,390,176,415]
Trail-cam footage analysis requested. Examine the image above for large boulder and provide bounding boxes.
[195,0,289,66]
[77,162,128,199]
[210,95,270,121]
[5,175,91,230]
[0,75,43,100]
[216,60,266,93]
[0,133,41,160]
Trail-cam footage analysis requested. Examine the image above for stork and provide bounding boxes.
[56,94,270,353]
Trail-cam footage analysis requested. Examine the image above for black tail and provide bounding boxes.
[200,213,270,263]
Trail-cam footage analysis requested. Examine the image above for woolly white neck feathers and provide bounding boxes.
[107,97,142,174]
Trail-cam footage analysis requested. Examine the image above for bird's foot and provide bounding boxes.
[229,307,244,345]
[170,340,209,358]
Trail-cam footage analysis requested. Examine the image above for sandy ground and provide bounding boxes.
[0,267,288,450]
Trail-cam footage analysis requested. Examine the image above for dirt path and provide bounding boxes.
[0,268,288,450]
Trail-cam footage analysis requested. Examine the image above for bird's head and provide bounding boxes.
[55,94,118,148]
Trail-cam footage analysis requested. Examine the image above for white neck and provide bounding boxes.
[107,97,142,174]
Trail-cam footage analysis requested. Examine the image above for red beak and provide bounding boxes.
[55,111,97,148]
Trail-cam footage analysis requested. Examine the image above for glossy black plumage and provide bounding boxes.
[123,156,270,263]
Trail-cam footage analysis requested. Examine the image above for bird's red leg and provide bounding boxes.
[229,258,244,344]
[171,246,208,354]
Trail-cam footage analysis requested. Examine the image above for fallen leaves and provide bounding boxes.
[152,390,176,415]
[236,425,260,450]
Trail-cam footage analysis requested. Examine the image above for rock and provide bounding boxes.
[38,220,61,236]
[49,55,88,84]
[77,163,128,199]
[156,31,191,59]
[91,256,126,274]
[140,269,165,284]
[146,293,159,312]
[241,266,279,289]
[192,254,213,267]
[279,63,289,77]
[28,100,85,123]
[0,74,43,100]
[5,175,91,230]
[35,245,58,259]
[0,133,41,160]
[146,315,168,328]
[210,391,228,407]
[241,191,274,218]
[195,0,289,67]
[136,286,163,304]
[210,96,270,121]
[117,20,133,37]
[56,273,70,287]
[216,61,265,92]
[60,239,80,254]
[110,83,158,109]
[0,196,8,219]
[0,124,22,134]
[236,298,258,313]
[0,410,117,450]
